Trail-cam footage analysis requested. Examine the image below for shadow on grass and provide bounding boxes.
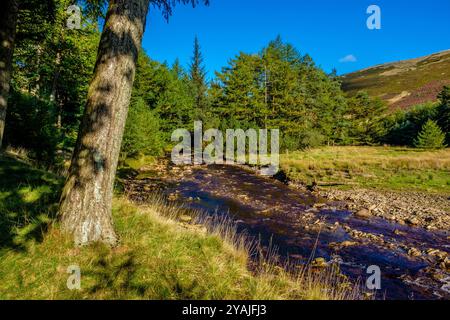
[0,153,63,252]
[81,246,147,298]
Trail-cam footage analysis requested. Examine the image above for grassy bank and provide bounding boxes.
[281,146,450,194]
[0,153,356,300]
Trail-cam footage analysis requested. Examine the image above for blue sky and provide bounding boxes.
[142,0,450,77]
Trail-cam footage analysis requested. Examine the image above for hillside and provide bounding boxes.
[341,50,450,110]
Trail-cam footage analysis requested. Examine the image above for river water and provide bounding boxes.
[131,164,450,300]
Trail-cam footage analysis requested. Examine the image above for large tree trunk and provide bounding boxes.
[59,0,149,246]
[0,0,19,149]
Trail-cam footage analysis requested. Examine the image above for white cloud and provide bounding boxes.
[339,54,357,63]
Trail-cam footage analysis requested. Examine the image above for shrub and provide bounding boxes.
[121,98,164,159]
[414,120,447,149]
[4,91,60,164]
[282,129,325,151]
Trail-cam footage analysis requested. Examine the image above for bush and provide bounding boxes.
[121,98,164,159]
[282,129,325,151]
[414,120,447,149]
[436,86,450,145]
[381,102,439,146]
[4,91,60,164]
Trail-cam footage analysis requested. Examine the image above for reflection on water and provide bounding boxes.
[163,165,450,300]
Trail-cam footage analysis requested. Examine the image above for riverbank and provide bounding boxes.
[281,146,450,194]
[313,188,450,231]
[121,159,450,299]
[281,146,450,231]
[0,153,356,300]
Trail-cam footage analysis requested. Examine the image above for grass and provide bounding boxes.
[0,152,358,300]
[342,51,450,109]
[281,146,450,194]
[342,51,450,97]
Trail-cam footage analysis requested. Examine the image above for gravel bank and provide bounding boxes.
[315,188,450,232]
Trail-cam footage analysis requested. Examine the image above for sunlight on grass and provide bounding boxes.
[0,153,360,300]
[281,146,450,193]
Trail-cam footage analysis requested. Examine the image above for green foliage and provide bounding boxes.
[436,86,450,144]
[132,52,195,137]
[8,0,99,159]
[346,91,387,145]
[211,37,349,149]
[0,154,62,251]
[121,98,164,159]
[381,102,440,146]
[414,120,446,149]
[5,91,60,163]
[189,37,209,120]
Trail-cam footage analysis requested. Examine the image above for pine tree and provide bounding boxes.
[436,86,450,144]
[0,0,19,148]
[189,36,208,118]
[121,97,163,159]
[414,120,446,149]
[59,0,209,246]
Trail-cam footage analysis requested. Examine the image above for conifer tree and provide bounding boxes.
[59,0,209,246]
[414,120,446,149]
[189,36,208,119]
[436,86,450,144]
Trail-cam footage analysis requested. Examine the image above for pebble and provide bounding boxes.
[355,208,371,218]
[408,248,422,257]
[179,215,192,223]
[406,217,420,226]
[311,257,328,268]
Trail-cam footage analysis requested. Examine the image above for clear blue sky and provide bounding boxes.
[142,0,450,77]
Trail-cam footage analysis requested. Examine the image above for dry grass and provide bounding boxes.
[0,153,360,300]
[281,146,450,193]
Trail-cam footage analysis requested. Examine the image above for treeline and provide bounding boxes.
[123,36,449,159]
[1,0,448,245]
[4,0,99,163]
[3,5,449,166]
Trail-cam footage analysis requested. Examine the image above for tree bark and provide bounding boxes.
[59,0,149,246]
[0,0,19,149]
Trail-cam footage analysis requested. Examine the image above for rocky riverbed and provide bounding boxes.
[122,162,450,300]
[310,188,450,231]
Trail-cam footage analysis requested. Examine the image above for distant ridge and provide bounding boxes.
[341,49,450,110]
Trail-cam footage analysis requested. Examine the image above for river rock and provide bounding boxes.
[355,208,371,218]
[179,215,193,222]
[311,257,328,268]
[406,217,420,226]
[426,249,448,259]
[408,248,422,257]
[441,258,450,271]
[341,241,358,247]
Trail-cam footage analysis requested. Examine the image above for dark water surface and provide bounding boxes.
[163,165,450,300]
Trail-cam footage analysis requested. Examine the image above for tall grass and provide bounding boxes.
[0,152,360,300]
[281,146,450,193]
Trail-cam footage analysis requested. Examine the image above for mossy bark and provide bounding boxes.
[59,0,149,246]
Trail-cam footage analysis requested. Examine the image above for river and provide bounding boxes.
[125,163,450,300]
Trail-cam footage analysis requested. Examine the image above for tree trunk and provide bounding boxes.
[0,0,19,149]
[59,0,149,246]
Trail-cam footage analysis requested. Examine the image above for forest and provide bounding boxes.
[0,0,449,301]
[3,1,449,167]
